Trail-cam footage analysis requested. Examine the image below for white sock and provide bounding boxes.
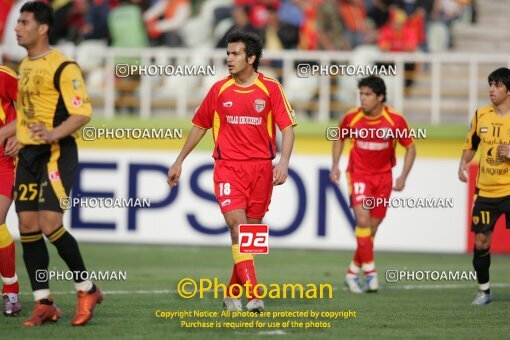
[362,262,376,274]
[75,280,93,292]
[347,261,361,276]
[1,274,18,285]
[33,289,51,301]
[479,282,490,291]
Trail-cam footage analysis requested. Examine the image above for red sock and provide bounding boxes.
[0,242,19,294]
[357,235,375,274]
[227,264,241,297]
[347,248,362,275]
[354,247,361,266]
[235,260,260,301]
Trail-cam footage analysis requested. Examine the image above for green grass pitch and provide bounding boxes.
[3,243,509,338]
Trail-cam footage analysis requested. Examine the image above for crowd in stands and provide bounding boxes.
[0,0,474,62]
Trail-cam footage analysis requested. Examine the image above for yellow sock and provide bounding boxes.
[0,224,14,248]
[232,244,253,264]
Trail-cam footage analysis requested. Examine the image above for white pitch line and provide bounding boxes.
[257,330,287,336]
[383,282,510,290]
[17,283,510,296]
[19,289,178,296]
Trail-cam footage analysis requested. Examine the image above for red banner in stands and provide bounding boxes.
[466,163,510,254]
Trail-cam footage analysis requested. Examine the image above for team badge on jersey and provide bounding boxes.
[472,216,479,225]
[254,99,265,113]
[72,79,82,90]
[49,171,61,182]
[71,96,83,108]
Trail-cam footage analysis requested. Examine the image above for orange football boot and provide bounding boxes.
[23,297,61,326]
[71,286,103,326]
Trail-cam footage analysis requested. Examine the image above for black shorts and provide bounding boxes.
[471,195,510,233]
[14,138,78,213]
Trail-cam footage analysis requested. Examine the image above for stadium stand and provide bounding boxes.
[1,0,508,124]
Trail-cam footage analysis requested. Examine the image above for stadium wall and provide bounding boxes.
[5,151,509,253]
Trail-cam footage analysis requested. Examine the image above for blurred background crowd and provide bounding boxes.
[1,0,475,58]
[2,0,498,124]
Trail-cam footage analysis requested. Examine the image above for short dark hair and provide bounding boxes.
[358,76,387,102]
[488,67,510,91]
[20,1,54,33]
[226,31,263,72]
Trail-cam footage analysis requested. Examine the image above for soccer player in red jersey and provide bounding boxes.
[0,65,22,316]
[330,76,416,293]
[167,31,297,312]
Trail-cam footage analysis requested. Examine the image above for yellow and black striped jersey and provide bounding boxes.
[17,49,92,145]
[464,104,510,198]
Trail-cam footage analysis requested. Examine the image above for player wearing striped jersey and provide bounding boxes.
[459,67,510,305]
[330,76,416,293]
[0,65,22,316]
[167,31,296,312]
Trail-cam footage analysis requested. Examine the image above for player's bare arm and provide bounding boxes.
[458,149,476,182]
[29,115,90,144]
[394,143,416,191]
[0,119,16,144]
[273,126,295,185]
[167,125,207,187]
[4,136,20,158]
[329,138,345,186]
[0,120,20,157]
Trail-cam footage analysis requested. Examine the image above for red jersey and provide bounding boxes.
[192,73,297,160]
[0,65,17,168]
[339,106,414,174]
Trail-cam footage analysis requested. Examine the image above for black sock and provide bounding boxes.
[20,231,49,291]
[40,298,53,305]
[47,226,87,283]
[89,283,97,294]
[473,247,491,289]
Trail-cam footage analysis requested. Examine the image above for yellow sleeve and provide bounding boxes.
[59,63,92,118]
[463,111,480,150]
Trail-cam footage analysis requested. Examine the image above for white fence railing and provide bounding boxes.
[3,45,510,124]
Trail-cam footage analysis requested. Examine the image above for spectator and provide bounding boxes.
[437,0,466,48]
[407,6,426,49]
[339,0,367,49]
[393,0,436,50]
[264,6,299,50]
[143,0,190,46]
[47,0,95,44]
[216,6,263,48]
[298,0,320,50]
[316,0,347,50]
[108,0,148,60]
[83,0,110,40]
[367,0,392,29]
[378,8,418,52]
[235,0,280,28]
[378,8,418,88]
[278,0,304,28]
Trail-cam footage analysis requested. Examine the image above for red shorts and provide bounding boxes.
[213,159,273,219]
[0,165,15,199]
[347,171,392,219]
